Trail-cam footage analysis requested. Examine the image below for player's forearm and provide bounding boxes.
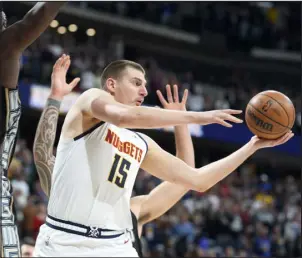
[16,2,65,50]
[194,141,256,191]
[174,125,195,167]
[24,2,65,27]
[119,106,200,129]
[142,138,257,193]
[33,97,61,196]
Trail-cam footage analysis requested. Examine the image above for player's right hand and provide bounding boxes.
[50,54,80,101]
[198,109,243,127]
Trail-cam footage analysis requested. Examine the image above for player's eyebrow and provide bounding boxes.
[133,77,147,85]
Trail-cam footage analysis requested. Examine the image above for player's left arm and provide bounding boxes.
[4,2,65,52]
[131,85,195,228]
[33,55,79,196]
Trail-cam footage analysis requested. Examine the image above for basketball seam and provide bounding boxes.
[259,93,290,127]
[248,103,290,129]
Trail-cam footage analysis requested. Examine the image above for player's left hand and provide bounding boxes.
[249,131,294,151]
[50,54,80,101]
[156,84,188,111]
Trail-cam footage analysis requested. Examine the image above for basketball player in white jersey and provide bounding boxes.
[33,56,293,257]
[33,55,195,257]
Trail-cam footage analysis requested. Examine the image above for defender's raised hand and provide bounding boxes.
[50,54,80,101]
[156,84,188,111]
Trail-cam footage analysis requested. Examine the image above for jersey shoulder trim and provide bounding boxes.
[133,131,148,153]
[74,121,105,141]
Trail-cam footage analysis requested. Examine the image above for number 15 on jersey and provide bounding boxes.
[108,153,131,188]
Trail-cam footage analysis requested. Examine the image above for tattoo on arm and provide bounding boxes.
[33,98,61,197]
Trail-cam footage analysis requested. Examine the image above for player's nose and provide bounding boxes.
[140,86,148,97]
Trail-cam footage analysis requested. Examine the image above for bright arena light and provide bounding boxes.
[57,26,67,35]
[50,20,59,28]
[86,28,96,37]
[68,24,78,32]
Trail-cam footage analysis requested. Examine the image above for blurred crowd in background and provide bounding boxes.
[4,1,301,257]
[74,2,301,52]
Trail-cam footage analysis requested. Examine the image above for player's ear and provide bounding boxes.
[106,78,116,95]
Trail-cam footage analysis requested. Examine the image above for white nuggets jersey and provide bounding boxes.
[47,121,148,230]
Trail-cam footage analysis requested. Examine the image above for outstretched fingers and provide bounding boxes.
[215,117,233,127]
[166,84,173,103]
[156,90,168,107]
[181,89,188,104]
[222,109,243,115]
[221,113,243,124]
[173,84,179,103]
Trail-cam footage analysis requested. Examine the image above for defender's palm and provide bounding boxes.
[51,54,80,99]
[157,84,188,111]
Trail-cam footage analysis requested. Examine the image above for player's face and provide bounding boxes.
[110,67,148,106]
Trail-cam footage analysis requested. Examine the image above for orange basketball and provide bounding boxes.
[245,90,295,140]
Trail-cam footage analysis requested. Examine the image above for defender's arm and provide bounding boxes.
[3,2,65,52]
[33,98,60,196]
[132,124,195,226]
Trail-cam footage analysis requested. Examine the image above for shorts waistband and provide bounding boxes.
[46,214,125,239]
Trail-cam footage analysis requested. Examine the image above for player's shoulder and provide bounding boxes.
[73,88,106,110]
[79,88,104,99]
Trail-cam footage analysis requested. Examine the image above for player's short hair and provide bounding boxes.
[100,60,145,90]
[1,11,7,30]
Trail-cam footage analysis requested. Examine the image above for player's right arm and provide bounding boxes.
[72,87,243,130]
[139,131,293,192]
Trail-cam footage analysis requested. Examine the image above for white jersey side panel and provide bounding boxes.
[47,122,148,230]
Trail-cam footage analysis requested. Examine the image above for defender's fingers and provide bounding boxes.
[156,90,168,106]
[166,84,173,103]
[181,89,189,104]
[173,84,179,103]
